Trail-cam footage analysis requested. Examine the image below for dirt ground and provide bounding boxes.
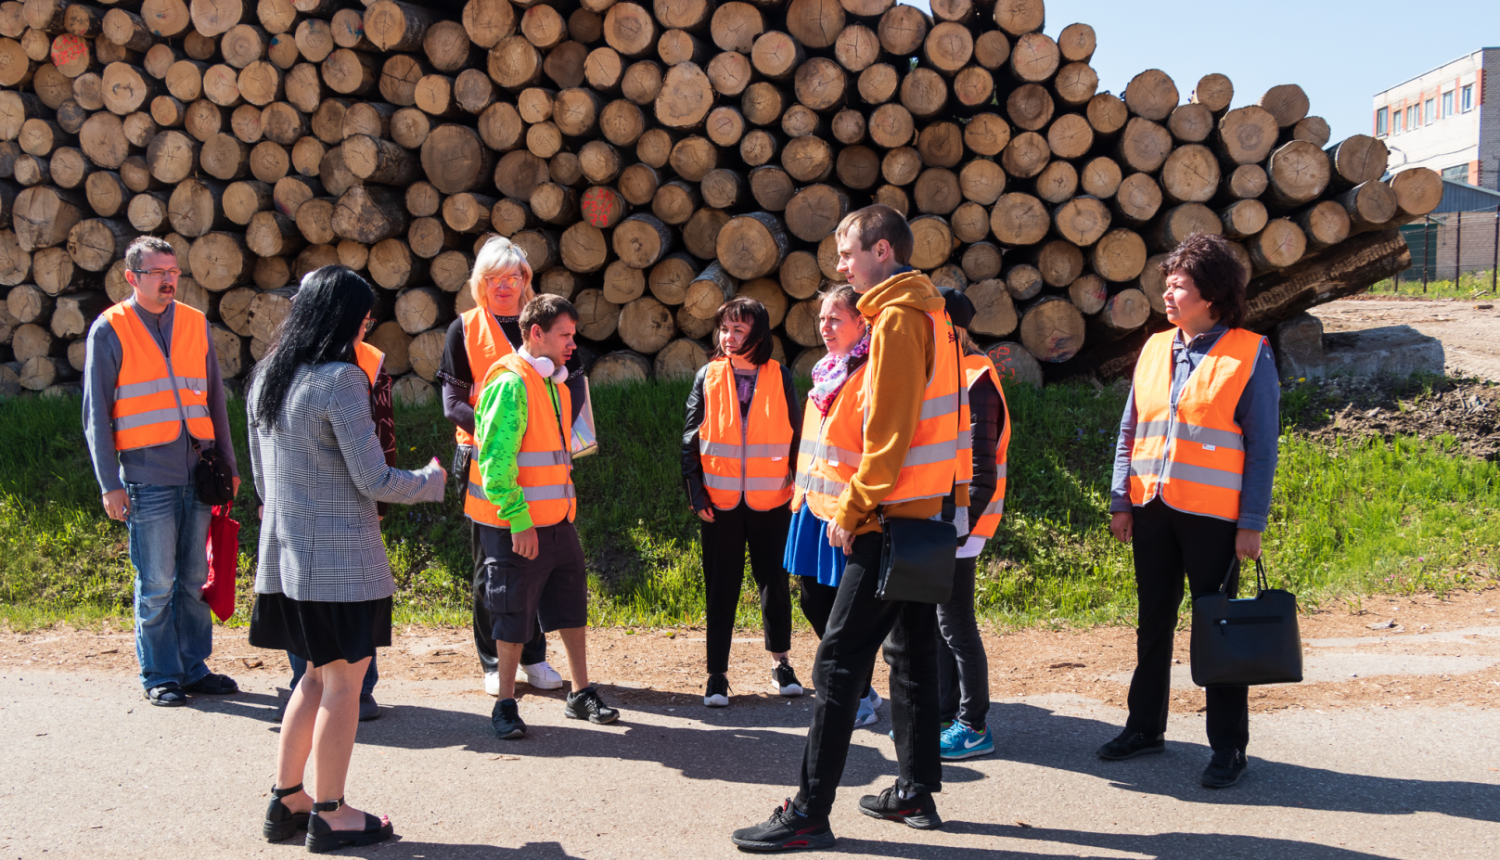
[1282,373,1500,460]
[1311,295,1500,383]
[6,587,1497,717]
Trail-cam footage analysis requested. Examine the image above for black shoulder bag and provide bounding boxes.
[1190,558,1303,687]
[193,438,236,506]
[874,514,957,604]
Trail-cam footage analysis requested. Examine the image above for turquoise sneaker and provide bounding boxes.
[854,689,882,728]
[939,721,994,760]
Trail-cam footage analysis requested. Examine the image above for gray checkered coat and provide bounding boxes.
[249,362,445,602]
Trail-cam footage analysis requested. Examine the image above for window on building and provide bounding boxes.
[1441,165,1468,183]
[1442,91,1454,117]
[1462,84,1473,111]
[1407,105,1418,129]
[1376,107,1388,136]
[1424,99,1435,123]
[1393,110,1403,134]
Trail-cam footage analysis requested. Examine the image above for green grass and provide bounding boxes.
[1369,269,1498,300]
[1,375,1496,632]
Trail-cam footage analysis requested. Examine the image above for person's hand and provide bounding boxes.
[826,520,855,555]
[102,489,129,521]
[1235,528,1262,561]
[431,456,448,484]
[232,476,241,497]
[256,505,264,520]
[1109,512,1133,544]
[512,527,539,560]
[696,506,714,523]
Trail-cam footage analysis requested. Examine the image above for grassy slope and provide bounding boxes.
[1,377,1496,630]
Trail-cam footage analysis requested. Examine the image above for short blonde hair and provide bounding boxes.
[468,235,536,314]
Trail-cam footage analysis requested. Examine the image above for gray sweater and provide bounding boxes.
[82,298,239,495]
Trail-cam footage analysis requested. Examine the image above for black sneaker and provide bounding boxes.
[704,673,730,707]
[144,682,187,707]
[491,698,526,740]
[772,659,803,697]
[730,799,835,852]
[1096,729,1166,761]
[563,685,619,724]
[181,672,238,695]
[858,784,943,830]
[1201,748,1248,788]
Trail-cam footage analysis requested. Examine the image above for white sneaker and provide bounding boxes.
[483,671,500,697]
[518,660,565,690]
[854,689,882,728]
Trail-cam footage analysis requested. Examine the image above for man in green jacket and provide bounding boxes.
[470,295,619,739]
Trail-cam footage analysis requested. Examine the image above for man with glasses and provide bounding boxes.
[84,237,241,707]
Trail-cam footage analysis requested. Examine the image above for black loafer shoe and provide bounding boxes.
[1097,729,1166,761]
[145,683,187,707]
[1201,748,1248,788]
[182,672,239,695]
[358,694,381,722]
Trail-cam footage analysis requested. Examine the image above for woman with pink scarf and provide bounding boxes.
[783,285,883,727]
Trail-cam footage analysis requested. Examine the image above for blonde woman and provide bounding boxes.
[437,236,584,698]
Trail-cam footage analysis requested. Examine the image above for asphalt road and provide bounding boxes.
[1,670,1496,859]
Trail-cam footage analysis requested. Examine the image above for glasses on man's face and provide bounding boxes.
[131,268,182,280]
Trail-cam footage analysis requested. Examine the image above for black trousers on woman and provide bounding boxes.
[1126,498,1250,752]
[700,501,793,675]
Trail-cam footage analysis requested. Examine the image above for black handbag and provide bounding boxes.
[1190,558,1303,687]
[193,439,236,506]
[875,515,957,604]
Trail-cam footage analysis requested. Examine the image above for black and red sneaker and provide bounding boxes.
[857,784,943,830]
[730,799,835,852]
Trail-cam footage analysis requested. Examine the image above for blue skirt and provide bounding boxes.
[783,503,848,588]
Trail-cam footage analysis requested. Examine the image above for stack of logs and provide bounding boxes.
[0,0,1442,399]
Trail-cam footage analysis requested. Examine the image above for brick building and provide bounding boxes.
[1372,48,1498,190]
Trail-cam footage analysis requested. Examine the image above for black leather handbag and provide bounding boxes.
[875,515,957,604]
[1190,558,1303,687]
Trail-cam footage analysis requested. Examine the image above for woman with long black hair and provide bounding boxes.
[247,266,446,852]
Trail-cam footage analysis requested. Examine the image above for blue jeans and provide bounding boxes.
[126,482,214,690]
[288,652,378,697]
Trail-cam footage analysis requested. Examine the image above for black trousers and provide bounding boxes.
[1126,498,1250,752]
[795,532,942,819]
[700,502,793,675]
[798,579,874,700]
[937,556,989,728]
[471,519,545,673]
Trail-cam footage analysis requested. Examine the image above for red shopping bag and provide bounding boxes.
[203,502,241,622]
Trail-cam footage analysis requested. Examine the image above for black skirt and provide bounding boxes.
[249,592,392,668]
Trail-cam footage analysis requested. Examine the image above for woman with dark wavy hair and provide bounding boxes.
[247,266,446,852]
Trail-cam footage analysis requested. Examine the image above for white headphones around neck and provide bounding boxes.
[521,350,569,384]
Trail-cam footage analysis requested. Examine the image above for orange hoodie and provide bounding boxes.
[835,269,971,534]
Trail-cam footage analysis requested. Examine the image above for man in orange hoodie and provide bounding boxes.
[733,205,969,851]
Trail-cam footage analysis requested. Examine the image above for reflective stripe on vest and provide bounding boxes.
[878,309,970,505]
[792,361,870,520]
[699,358,794,511]
[103,301,215,451]
[455,307,515,449]
[962,354,1012,539]
[354,341,384,388]
[464,353,576,528]
[1127,328,1264,523]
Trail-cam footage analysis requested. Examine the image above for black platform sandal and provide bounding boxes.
[305,798,394,854]
[263,783,310,842]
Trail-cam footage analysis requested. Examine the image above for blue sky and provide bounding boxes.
[897,0,1494,144]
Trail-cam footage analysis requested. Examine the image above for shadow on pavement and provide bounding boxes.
[989,702,1500,823]
[339,839,583,859]
[839,827,1396,859]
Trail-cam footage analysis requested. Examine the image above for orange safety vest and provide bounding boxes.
[962,353,1011,539]
[455,307,515,449]
[698,358,795,511]
[102,301,215,451]
[354,341,384,388]
[1128,327,1264,523]
[876,309,971,506]
[464,353,576,529]
[791,361,870,520]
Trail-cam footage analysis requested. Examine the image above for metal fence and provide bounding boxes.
[1395,207,1500,289]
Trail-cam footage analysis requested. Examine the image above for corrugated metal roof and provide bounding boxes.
[1428,180,1500,214]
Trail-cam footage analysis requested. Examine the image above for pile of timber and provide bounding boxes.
[0,0,1444,399]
